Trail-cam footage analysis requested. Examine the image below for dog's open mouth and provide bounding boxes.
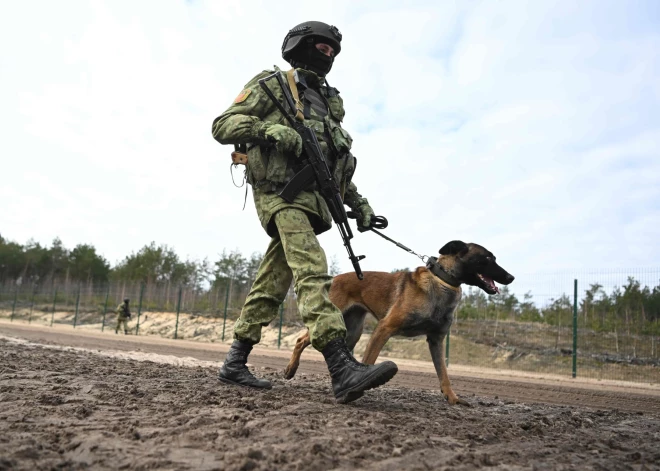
[477,274,499,294]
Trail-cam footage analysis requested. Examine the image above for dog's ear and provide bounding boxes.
[439,240,469,256]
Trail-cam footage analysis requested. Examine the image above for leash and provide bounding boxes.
[346,212,460,287]
[346,212,428,264]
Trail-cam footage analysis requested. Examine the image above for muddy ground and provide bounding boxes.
[1,336,659,470]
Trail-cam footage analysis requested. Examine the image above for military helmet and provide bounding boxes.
[282,21,342,61]
[124,298,130,303]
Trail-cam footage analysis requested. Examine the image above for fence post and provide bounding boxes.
[73,285,81,328]
[28,284,37,324]
[11,288,18,322]
[101,285,110,332]
[50,287,58,327]
[572,279,578,378]
[174,286,182,340]
[445,329,450,367]
[136,282,145,335]
[222,280,230,342]
[278,303,284,349]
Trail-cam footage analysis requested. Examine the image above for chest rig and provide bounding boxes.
[241,67,354,196]
[293,70,342,170]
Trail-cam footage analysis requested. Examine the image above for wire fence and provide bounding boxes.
[0,277,299,341]
[444,268,659,384]
[0,269,658,384]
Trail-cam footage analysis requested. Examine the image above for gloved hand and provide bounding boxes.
[263,123,303,157]
[355,202,375,232]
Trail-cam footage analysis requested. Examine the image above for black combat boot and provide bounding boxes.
[218,340,272,390]
[322,338,398,404]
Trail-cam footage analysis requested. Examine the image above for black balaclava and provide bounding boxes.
[289,38,334,77]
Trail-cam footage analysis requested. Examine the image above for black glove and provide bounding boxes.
[347,211,388,232]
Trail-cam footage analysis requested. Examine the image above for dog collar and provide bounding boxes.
[425,256,461,288]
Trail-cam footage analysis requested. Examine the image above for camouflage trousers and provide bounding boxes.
[233,207,346,351]
[115,317,130,334]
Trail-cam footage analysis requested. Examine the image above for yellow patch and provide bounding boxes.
[234,88,251,104]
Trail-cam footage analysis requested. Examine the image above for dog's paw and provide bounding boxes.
[283,365,297,380]
[444,391,472,407]
[453,396,472,407]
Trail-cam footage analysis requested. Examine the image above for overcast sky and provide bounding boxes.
[1,0,659,292]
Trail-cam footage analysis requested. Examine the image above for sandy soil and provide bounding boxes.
[1,308,318,351]
[1,326,659,470]
[6,309,658,385]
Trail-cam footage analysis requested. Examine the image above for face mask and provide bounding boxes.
[290,44,334,77]
[305,47,334,76]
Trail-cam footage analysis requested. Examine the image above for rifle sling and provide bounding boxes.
[286,69,305,122]
[277,164,316,203]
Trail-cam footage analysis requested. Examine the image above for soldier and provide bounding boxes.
[212,21,398,404]
[115,298,131,335]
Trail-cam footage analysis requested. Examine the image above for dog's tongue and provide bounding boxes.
[482,275,499,294]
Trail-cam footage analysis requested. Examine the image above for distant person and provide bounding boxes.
[211,21,397,404]
[115,298,131,335]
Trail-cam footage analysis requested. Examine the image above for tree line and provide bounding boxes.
[1,234,657,334]
[0,234,342,291]
[0,236,110,284]
[0,234,267,290]
[458,280,660,335]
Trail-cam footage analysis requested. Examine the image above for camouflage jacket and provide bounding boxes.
[116,303,130,319]
[212,66,369,237]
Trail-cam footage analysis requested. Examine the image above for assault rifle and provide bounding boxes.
[258,71,365,279]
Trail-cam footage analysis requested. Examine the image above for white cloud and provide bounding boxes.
[1,0,658,298]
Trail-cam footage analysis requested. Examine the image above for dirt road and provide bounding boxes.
[1,323,659,470]
[1,322,658,414]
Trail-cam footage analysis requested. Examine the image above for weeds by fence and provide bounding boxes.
[0,268,658,384]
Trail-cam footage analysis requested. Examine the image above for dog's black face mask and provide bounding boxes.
[439,241,515,295]
[288,40,334,77]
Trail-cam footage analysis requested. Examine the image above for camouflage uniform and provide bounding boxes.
[212,67,371,351]
[115,303,130,334]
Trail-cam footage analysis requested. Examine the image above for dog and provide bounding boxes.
[284,240,515,406]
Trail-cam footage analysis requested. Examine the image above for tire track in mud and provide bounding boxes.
[1,323,658,416]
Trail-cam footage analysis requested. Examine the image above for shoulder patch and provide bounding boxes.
[234,88,251,104]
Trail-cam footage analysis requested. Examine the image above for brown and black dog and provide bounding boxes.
[284,240,514,405]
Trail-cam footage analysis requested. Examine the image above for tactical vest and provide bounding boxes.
[246,68,356,197]
[118,304,130,317]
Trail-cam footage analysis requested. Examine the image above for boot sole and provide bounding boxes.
[218,375,273,390]
[336,362,398,405]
